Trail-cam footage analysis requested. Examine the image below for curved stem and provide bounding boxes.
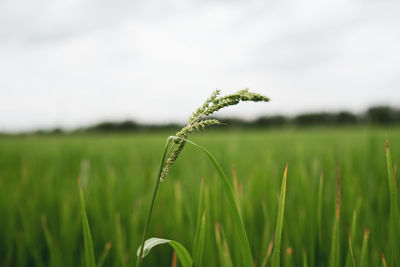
[136,137,174,267]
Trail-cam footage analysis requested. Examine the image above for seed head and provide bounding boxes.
[159,89,269,181]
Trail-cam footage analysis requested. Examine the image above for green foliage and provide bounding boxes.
[0,126,400,266]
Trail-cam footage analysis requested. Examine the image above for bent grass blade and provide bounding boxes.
[137,237,193,267]
[174,137,254,267]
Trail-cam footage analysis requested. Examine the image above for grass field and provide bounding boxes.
[0,127,399,266]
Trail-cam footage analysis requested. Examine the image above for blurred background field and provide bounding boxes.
[1,126,399,266]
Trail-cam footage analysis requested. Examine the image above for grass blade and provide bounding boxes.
[285,247,294,266]
[382,253,387,267]
[78,177,96,267]
[176,137,254,267]
[232,165,243,214]
[192,209,206,267]
[317,173,324,247]
[261,232,275,267]
[192,178,206,266]
[193,178,205,252]
[115,214,127,267]
[97,242,112,267]
[215,223,234,267]
[347,227,356,267]
[137,237,193,267]
[359,228,370,267]
[329,164,341,267]
[385,140,400,266]
[272,163,288,267]
[345,198,361,267]
[303,249,308,267]
[394,163,398,192]
[40,214,60,267]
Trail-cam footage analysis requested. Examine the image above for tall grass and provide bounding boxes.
[1,124,399,266]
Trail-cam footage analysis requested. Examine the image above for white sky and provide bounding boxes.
[1,0,400,132]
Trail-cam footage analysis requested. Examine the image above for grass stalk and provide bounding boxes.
[261,232,275,267]
[303,249,308,267]
[381,253,387,267]
[347,227,356,267]
[193,178,206,267]
[40,214,60,267]
[136,138,174,267]
[385,140,400,267]
[329,164,341,267]
[272,163,289,267]
[78,177,96,267]
[345,198,361,267]
[192,210,206,267]
[317,173,324,247]
[359,228,370,267]
[97,242,112,267]
[215,223,234,267]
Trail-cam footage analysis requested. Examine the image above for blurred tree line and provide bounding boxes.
[81,106,400,133]
[6,105,399,136]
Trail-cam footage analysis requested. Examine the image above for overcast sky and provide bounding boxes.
[1,0,399,132]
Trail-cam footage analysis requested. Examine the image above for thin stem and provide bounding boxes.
[136,137,174,267]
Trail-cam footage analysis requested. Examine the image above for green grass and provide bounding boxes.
[0,126,399,266]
